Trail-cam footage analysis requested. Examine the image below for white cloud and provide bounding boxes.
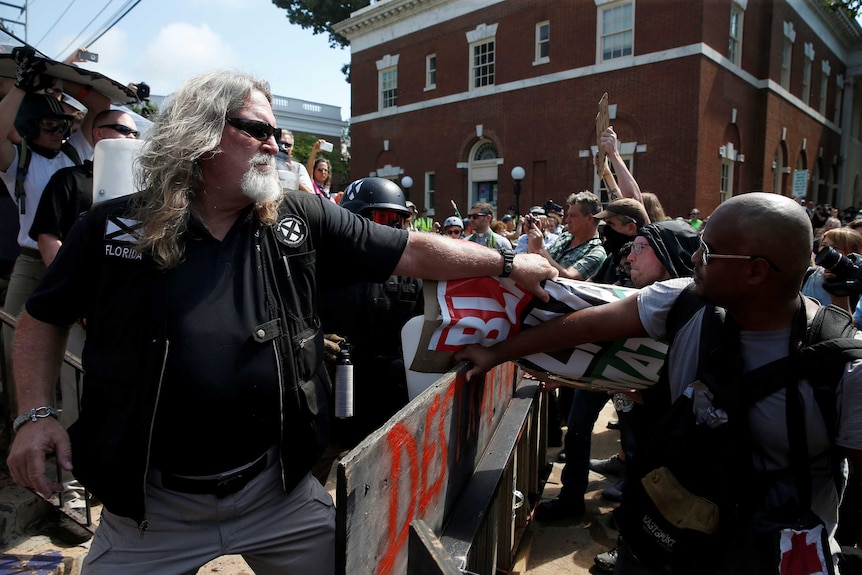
[137,23,240,95]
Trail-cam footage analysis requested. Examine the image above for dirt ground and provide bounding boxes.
[1,401,622,575]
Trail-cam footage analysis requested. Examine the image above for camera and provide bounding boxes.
[816,246,862,297]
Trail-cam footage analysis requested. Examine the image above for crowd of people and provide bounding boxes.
[3,52,862,575]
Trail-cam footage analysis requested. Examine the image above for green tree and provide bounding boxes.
[270,0,370,48]
[822,0,862,16]
[128,100,159,119]
[292,130,351,192]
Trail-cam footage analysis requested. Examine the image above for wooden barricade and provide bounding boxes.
[336,360,543,574]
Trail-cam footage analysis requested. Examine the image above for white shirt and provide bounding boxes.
[3,130,93,250]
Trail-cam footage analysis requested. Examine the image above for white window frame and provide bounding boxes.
[425,172,436,216]
[819,60,831,117]
[534,21,550,66]
[596,0,634,63]
[720,159,734,204]
[835,74,844,125]
[376,54,400,111]
[728,1,745,66]
[425,54,436,91]
[466,23,498,91]
[802,43,814,106]
[780,21,795,91]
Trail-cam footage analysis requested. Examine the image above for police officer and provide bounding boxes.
[320,177,424,447]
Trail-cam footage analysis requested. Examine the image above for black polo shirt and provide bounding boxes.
[150,209,278,474]
[29,161,94,242]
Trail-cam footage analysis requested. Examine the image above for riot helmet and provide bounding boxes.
[340,177,411,217]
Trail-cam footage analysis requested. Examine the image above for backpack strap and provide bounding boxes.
[14,140,30,214]
[14,140,83,215]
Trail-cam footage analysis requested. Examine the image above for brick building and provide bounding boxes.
[334,0,862,221]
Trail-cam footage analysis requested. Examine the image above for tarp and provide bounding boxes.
[412,277,668,391]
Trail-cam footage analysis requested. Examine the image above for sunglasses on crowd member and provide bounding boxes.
[699,237,781,271]
[315,166,330,174]
[39,119,70,135]
[226,117,282,143]
[367,209,408,228]
[97,124,139,138]
[445,228,463,238]
[469,212,490,219]
[279,142,294,154]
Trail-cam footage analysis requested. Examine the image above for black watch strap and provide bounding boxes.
[498,248,515,278]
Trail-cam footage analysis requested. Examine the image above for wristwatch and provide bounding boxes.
[498,247,515,278]
[12,406,59,433]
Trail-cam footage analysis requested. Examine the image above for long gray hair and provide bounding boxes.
[131,70,280,269]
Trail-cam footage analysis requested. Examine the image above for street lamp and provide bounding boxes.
[511,166,525,217]
[401,175,413,200]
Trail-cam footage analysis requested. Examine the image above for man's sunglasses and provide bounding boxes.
[469,213,490,219]
[226,117,281,142]
[98,124,139,137]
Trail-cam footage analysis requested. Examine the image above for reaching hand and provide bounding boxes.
[454,343,500,381]
[7,419,72,498]
[510,253,558,302]
[12,47,47,92]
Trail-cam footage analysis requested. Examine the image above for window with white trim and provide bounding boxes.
[598,1,634,62]
[819,60,830,117]
[802,43,814,106]
[595,156,634,202]
[466,23,498,90]
[835,75,844,125]
[425,54,436,90]
[472,40,495,88]
[425,172,436,215]
[720,159,734,203]
[728,2,744,66]
[780,22,795,91]
[376,54,399,111]
[534,21,550,65]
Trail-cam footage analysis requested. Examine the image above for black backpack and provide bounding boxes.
[614,284,862,574]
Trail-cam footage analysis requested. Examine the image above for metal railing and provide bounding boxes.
[0,307,94,533]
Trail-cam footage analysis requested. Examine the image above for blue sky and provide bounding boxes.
[5,0,353,119]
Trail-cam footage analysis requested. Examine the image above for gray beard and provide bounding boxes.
[241,157,282,204]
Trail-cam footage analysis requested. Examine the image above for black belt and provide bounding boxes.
[159,450,270,498]
[19,247,42,259]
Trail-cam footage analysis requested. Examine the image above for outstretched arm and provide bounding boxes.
[394,231,558,302]
[455,293,646,380]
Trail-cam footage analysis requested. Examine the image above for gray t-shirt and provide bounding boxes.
[637,278,862,559]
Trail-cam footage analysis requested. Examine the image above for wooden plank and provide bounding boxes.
[595,92,609,176]
[439,381,538,570]
[336,361,518,575]
[407,520,463,575]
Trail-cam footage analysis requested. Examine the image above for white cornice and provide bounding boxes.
[333,0,506,53]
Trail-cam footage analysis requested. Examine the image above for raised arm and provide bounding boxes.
[62,79,110,148]
[455,293,646,380]
[600,127,644,210]
[394,230,558,301]
[306,139,322,177]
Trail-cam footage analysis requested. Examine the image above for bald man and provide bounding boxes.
[457,193,862,574]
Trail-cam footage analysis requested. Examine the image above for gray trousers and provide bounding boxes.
[83,464,335,575]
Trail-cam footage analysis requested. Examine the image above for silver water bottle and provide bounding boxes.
[335,345,354,418]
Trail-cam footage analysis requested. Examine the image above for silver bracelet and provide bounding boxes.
[12,406,59,433]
